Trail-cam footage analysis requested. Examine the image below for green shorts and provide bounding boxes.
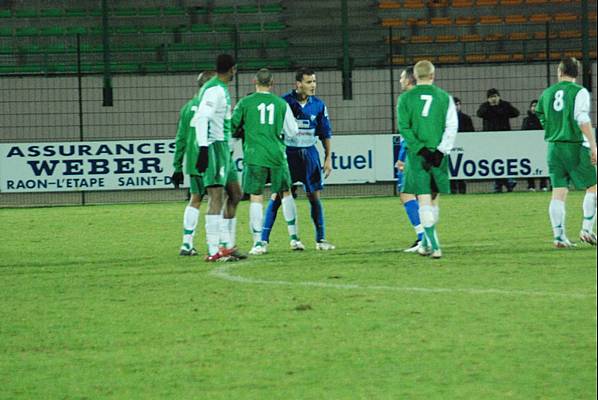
[403,150,450,195]
[226,153,239,184]
[203,141,231,187]
[547,142,597,189]
[242,163,291,195]
[189,175,206,196]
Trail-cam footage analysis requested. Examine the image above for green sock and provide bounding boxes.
[424,226,439,250]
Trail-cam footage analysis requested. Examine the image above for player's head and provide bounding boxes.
[196,70,216,88]
[486,88,500,105]
[454,96,462,111]
[255,68,273,90]
[558,57,580,81]
[414,60,435,83]
[295,67,316,97]
[529,99,538,112]
[215,54,237,82]
[400,66,416,91]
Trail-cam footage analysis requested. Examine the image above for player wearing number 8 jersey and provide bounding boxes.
[397,60,458,259]
[231,69,300,254]
[535,57,597,248]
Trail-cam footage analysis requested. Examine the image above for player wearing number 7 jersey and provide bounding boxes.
[397,60,458,259]
[535,57,597,248]
[231,68,300,255]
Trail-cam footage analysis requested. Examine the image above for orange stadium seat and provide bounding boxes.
[392,55,406,64]
[406,18,428,26]
[533,31,558,39]
[410,35,434,43]
[431,17,452,26]
[403,0,426,8]
[505,15,527,24]
[526,0,548,4]
[479,15,503,24]
[508,32,530,40]
[436,34,458,42]
[485,33,504,40]
[452,0,474,7]
[378,1,402,8]
[488,53,511,62]
[511,53,525,61]
[382,18,404,27]
[500,0,523,4]
[428,0,449,8]
[438,54,461,63]
[554,13,578,22]
[456,16,477,25]
[461,33,482,41]
[529,14,551,23]
[477,0,498,6]
[413,55,435,62]
[465,54,487,62]
[559,30,581,38]
[564,50,582,58]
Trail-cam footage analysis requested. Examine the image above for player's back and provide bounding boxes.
[237,92,288,166]
[538,81,585,143]
[400,84,450,147]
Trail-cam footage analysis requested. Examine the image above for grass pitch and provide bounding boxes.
[0,192,596,399]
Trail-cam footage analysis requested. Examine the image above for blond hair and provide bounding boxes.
[414,60,435,81]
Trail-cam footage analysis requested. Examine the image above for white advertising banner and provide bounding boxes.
[0,131,549,193]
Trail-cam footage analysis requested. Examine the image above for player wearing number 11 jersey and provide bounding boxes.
[535,57,597,248]
[231,68,300,254]
[397,60,458,259]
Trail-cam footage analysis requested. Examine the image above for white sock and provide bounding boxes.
[205,214,221,255]
[220,218,236,249]
[549,199,566,239]
[582,192,596,232]
[228,217,237,248]
[182,206,199,249]
[432,205,440,224]
[249,202,263,244]
[281,195,298,239]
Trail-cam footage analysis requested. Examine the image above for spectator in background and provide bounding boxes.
[521,99,548,192]
[451,97,474,194]
[477,88,520,193]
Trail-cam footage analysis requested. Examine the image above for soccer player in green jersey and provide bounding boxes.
[397,60,458,259]
[171,71,216,256]
[231,69,300,255]
[190,54,243,261]
[535,57,597,247]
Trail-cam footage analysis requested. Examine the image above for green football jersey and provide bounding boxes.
[536,81,585,143]
[397,84,452,154]
[231,92,291,167]
[173,96,202,175]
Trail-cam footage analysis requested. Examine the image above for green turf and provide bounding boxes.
[0,192,595,399]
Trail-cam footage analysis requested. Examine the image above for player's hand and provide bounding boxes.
[171,171,184,189]
[195,146,209,173]
[323,157,332,178]
[418,147,434,163]
[395,160,405,171]
[431,150,444,167]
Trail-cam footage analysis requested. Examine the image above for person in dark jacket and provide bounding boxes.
[451,97,474,194]
[521,99,548,191]
[477,88,520,193]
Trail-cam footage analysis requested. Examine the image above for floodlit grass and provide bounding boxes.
[0,192,595,399]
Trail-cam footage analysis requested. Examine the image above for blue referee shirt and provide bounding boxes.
[282,90,332,148]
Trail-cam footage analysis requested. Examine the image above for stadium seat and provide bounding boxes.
[476,0,498,5]
[437,54,461,63]
[14,9,37,18]
[39,8,64,17]
[237,5,259,13]
[141,26,163,34]
[528,13,551,23]
[485,33,504,41]
[138,8,162,16]
[412,55,435,62]
[431,17,452,26]
[559,30,581,38]
[15,27,38,36]
[479,15,503,24]
[382,18,404,27]
[511,53,525,61]
[0,9,11,18]
[410,35,434,43]
[213,6,235,14]
[460,33,482,41]
[500,0,523,4]
[378,0,402,8]
[505,15,527,24]
[429,0,449,8]
[533,31,558,39]
[436,34,458,42]
[261,4,284,13]
[564,50,582,58]
[0,27,12,36]
[456,16,476,25]
[553,13,578,22]
[239,23,262,32]
[487,53,511,62]
[392,55,406,64]
[263,22,286,31]
[403,0,426,8]
[465,54,487,62]
[452,0,474,7]
[113,8,137,17]
[508,32,530,40]
[65,9,88,17]
[162,7,187,16]
[65,26,87,35]
[406,18,428,26]
[525,0,548,3]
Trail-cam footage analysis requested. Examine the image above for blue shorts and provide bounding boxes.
[286,145,323,193]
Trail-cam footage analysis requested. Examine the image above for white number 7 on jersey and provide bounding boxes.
[420,95,433,117]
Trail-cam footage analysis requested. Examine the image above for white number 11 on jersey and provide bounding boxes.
[258,103,275,125]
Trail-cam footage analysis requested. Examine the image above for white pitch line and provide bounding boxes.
[210,264,596,299]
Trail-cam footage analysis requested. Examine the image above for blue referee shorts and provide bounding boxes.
[286,145,323,193]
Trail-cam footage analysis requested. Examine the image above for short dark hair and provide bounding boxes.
[255,68,273,86]
[404,66,416,85]
[453,96,461,104]
[559,57,580,78]
[216,54,236,73]
[295,67,315,82]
